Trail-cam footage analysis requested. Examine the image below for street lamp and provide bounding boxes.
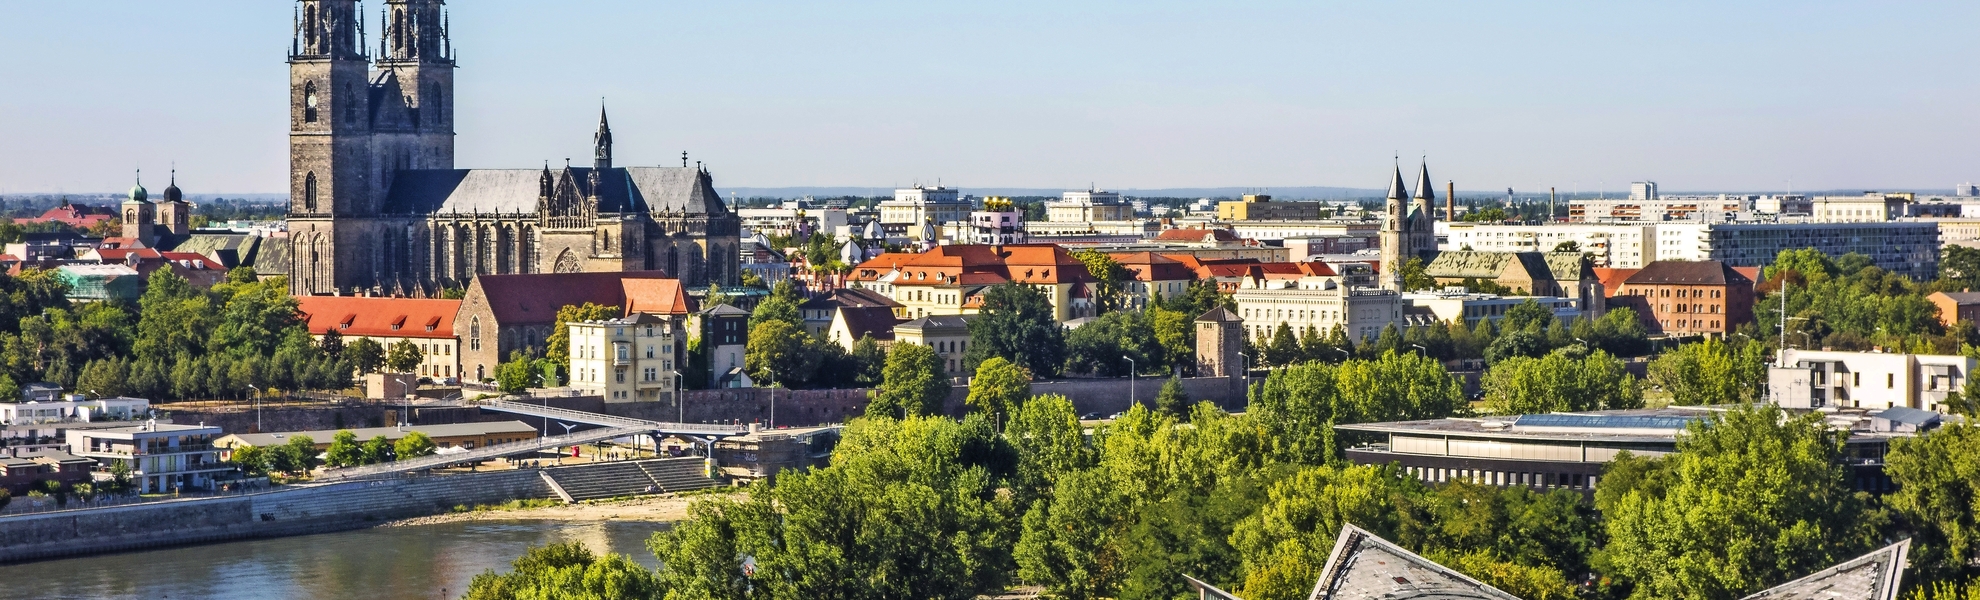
[1123,355,1136,407]
[246,385,261,432]
[1408,343,1428,356]
[670,369,684,424]
[1238,352,1251,379]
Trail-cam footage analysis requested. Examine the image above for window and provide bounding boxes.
[303,82,318,123]
[1888,373,1895,389]
[303,172,318,212]
[646,345,655,359]
[469,317,481,351]
[615,369,625,383]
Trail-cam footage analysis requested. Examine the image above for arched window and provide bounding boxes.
[303,172,318,212]
[343,83,357,124]
[305,5,318,49]
[392,9,405,52]
[303,82,318,123]
[469,317,481,351]
[429,83,444,124]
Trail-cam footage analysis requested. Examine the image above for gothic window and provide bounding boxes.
[429,83,444,124]
[303,82,318,123]
[667,246,679,277]
[554,248,581,274]
[343,84,357,124]
[392,9,405,53]
[470,317,482,351]
[303,172,318,212]
[305,5,319,49]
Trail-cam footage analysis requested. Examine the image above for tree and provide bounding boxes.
[325,430,363,468]
[495,350,536,393]
[850,334,887,387]
[343,337,385,376]
[1399,257,1438,291]
[1884,423,1980,582]
[744,320,821,386]
[1154,376,1190,418]
[1149,304,1197,376]
[867,343,950,418]
[394,431,437,460]
[361,435,394,465]
[1074,250,1133,314]
[317,328,343,359]
[1484,329,1548,364]
[1647,338,1767,405]
[749,280,803,329]
[385,339,423,375]
[962,282,1066,377]
[965,357,1031,419]
[545,302,621,365]
[1263,323,1300,367]
[1062,310,1161,377]
[277,434,318,476]
[1598,405,1880,599]
[1501,299,1555,334]
[1230,464,1432,600]
[464,541,662,600]
[1481,349,1642,415]
[1248,363,1344,465]
[230,445,271,477]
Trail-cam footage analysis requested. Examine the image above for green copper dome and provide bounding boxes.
[128,183,148,202]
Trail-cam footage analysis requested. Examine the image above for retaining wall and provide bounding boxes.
[0,461,680,564]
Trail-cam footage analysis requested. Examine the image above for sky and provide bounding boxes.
[1,1,1975,196]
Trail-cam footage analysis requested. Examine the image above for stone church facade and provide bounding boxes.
[285,0,740,297]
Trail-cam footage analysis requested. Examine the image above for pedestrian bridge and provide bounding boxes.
[316,400,748,480]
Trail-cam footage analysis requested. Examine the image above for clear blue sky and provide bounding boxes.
[2,1,1975,195]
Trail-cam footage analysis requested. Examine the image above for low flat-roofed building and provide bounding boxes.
[1402,292,1580,328]
[67,422,227,494]
[0,448,94,495]
[214,420,540,455]
[0,396,150,425]
[1339,406,1912,494]
[712,425,841,481]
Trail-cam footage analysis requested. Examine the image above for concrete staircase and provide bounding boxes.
[542,458,720,502]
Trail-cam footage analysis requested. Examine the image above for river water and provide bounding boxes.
[0,519,672,600]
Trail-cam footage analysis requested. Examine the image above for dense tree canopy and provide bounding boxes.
[866,343,949,418]
[1647,338,1767,406]
[1482,348,1642,415]
[961,283,1066,377]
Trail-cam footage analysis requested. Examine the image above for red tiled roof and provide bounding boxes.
[298,296,461,339]
[621,279,693,315]
[1592,268,1639,295]
[470,271,675,325]
[92,248,163,262]
[881,244,1096,287]
[1108,252,1196,282]
[1624,260,1751,286]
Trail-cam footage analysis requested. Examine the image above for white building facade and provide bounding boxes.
[1232,276,1405,342]
[879,186,971,241]
[1770,348,1977,412]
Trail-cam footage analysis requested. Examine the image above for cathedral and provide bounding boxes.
[1380,160,1441,290]
[285,0,741,297]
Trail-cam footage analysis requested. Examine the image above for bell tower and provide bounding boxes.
[289,0,373,294]
[378,0,456,172]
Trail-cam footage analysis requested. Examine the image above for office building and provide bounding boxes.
[1046,189,1134,222]
[1216,194,1330,221]
[1568,194,1754,223]
[878,186,970,241]
[1446,221,1939,278]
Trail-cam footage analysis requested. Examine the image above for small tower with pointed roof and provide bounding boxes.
[122,171,157,243]
[158,170,192,236]
[593,103,613,170]
[1379,163,1411,290]
[1195,306,1245,381]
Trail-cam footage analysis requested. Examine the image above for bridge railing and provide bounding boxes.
[478,399,748,435]
[316,425,648,481]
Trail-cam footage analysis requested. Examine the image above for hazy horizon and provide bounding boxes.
[3,1,1975,195]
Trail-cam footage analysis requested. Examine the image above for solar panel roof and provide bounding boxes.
[1513,414,1699,429]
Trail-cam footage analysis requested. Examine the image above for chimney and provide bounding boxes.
[1446,181,1455,221]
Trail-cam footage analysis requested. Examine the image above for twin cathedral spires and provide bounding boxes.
[1379,159,1442,290]
[290,0,452,63]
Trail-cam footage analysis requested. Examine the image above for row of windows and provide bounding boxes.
[1405,466,1595,490]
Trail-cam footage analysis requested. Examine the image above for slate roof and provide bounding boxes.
[1425,250,1521,279]
[471,271,674,325]
[837,306,901,341]
[800,287,902,310]
[253,237,291,275]
[897,314,976,332]
[158,233,262,268]
[1625,260,1750,286]
[701,303,751,317]
[380,167,729,216]
[1739,539,1908,600]
[1543,252,1590,281]
[1196,306,1242,324]
[1934,291,1980,304]
[1311,525,1522,600]
[298,296,462,339]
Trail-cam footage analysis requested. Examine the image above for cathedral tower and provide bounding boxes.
[1379,165,1410,291]
[1410,160,1440,264]
[377,0,456,175]
[290,0,373,293]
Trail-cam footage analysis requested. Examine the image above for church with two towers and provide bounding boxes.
[285,0,740,297]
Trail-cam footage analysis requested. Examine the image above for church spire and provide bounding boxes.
[1386,163,1409,201]
[593,102,613,170]
[1412,159,1435,202]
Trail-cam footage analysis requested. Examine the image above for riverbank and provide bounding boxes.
[383,491,745,528]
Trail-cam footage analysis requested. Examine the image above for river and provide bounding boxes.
[0,519,673,600]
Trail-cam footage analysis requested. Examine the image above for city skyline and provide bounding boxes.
[2,1,1975,195]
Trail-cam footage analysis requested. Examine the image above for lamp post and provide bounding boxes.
[1408,343,1428,356]
[768,373,777,430]
[1123,355,1136,407]
[557,422,577,464]
[246,385,261,432]
[670,369,684,424]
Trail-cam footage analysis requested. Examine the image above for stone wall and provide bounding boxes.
[0,459,687,564]
[163,403,395,435]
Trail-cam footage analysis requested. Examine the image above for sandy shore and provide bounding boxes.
[383,492,743,527]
